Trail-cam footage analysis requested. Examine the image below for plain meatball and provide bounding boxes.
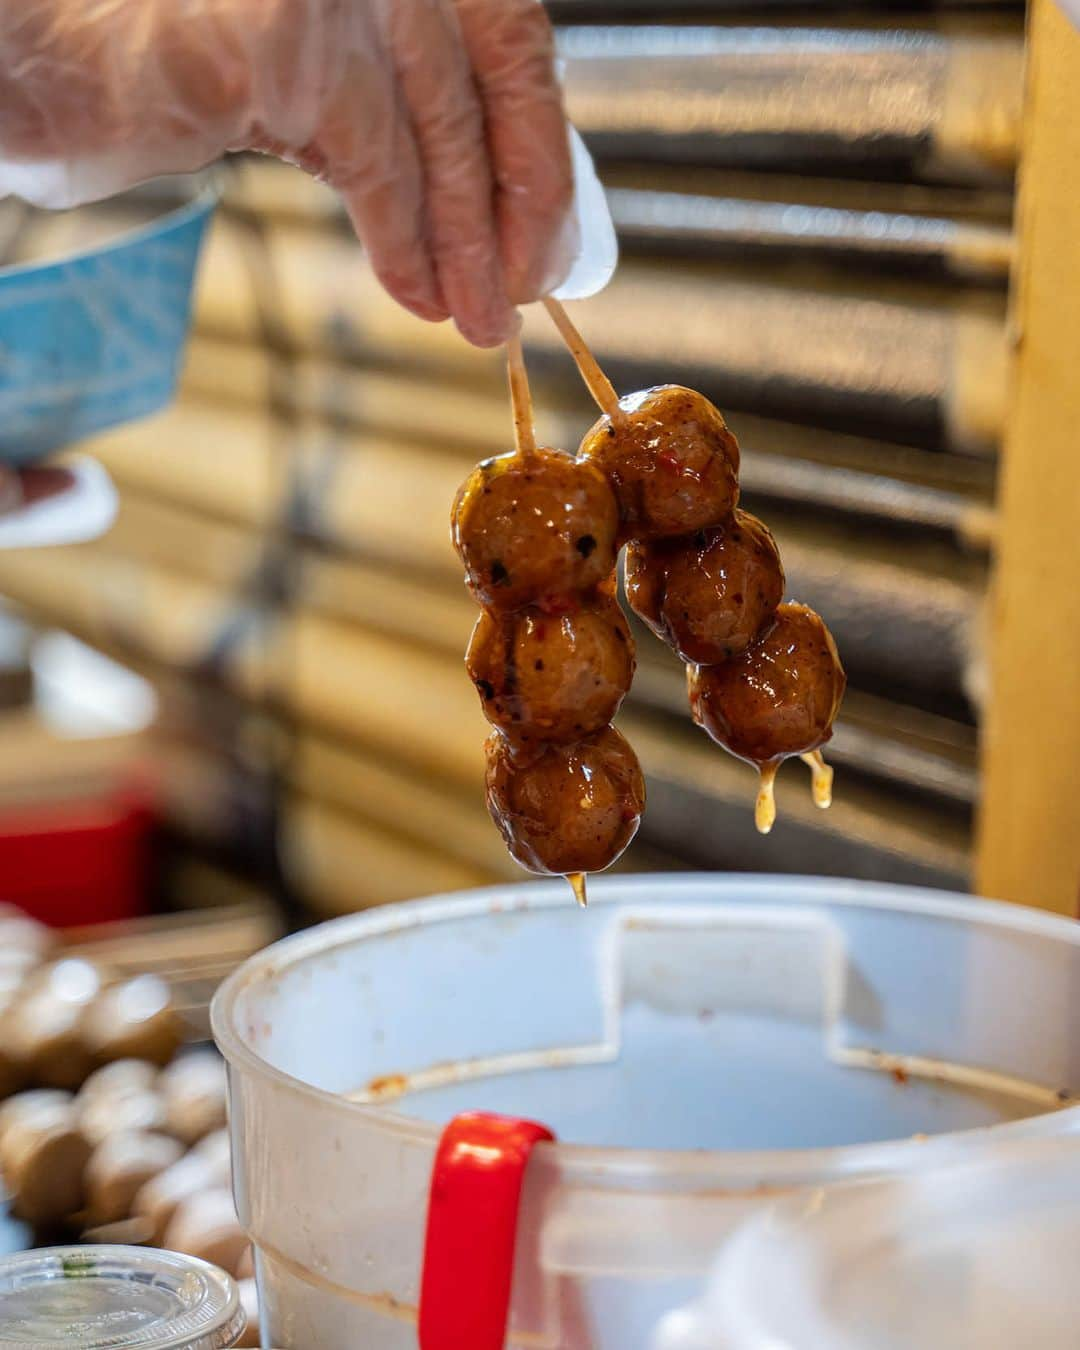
[0,1091,91,1226]
[484,727,645,876]
[78,1059,159,1105]
[82,975,181,1068]
[466,596,635,744]
[85,1129,183,1226]
[451,446,619,610]
[5,958,106,1089]
[627,511,784,664]
[687,603,845,765]
[578,386,739,539]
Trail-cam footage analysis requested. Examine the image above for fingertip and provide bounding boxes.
[413,301,453,324]
[377,276,451,325]
[453,303,517,349]
[436,241,516,348]
[339,186,449,324]
[358,242,450,326]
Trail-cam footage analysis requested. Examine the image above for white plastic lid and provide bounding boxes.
[653,1137,1080,1350]
[0,1246,245,1349]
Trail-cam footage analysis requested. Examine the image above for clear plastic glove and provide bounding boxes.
[0,0,576,347]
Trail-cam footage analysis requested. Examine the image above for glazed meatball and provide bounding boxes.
[623,539,665,639]
[687,603,845,765]
[466,597,635,744]
[484,726,645,876]
[578,386,740,539]
[626,511,784,664]
[451,446,619,611]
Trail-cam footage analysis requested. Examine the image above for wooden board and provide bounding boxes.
[975,0,1080,915]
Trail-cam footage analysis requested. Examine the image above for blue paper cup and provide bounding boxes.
[0,188,215,466]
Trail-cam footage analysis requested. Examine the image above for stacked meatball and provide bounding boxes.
[452,380,846,895]
[452,445,645,898]
[584,385,846,834]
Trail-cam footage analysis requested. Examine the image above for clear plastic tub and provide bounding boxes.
[655,1135,1080,1350]
[211,875,1080,1349]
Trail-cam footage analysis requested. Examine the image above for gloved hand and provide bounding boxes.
[0,0,575,347]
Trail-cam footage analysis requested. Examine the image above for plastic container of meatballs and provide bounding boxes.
[213,874,1080,1350]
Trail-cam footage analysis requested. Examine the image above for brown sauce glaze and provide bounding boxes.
[484,727,645,878]
[466,595,635,745]
[687,603,846,831]
[625,509,784,665]
[451,446,618,612]
[578,385,739,540]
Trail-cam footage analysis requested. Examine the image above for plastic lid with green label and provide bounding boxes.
[0,1246,245,1349]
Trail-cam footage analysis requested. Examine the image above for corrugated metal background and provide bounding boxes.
[0,2,1027,911]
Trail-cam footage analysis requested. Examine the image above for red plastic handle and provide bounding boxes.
[419,1111,555,1350]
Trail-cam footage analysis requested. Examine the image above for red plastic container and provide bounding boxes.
[0,780,153,928]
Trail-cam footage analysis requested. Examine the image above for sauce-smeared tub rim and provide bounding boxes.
[210,873,1080,1186]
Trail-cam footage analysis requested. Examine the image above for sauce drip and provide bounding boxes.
[755,763,778,835]
[801,749,834,809]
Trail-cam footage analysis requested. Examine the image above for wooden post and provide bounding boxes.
[975,0,1080,915]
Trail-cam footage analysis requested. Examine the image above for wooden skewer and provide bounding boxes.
[542,297,626,426]
[506,331,537,458]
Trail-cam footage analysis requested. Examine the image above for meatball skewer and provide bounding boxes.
[541,298,843,832]
[453,326,644,905]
